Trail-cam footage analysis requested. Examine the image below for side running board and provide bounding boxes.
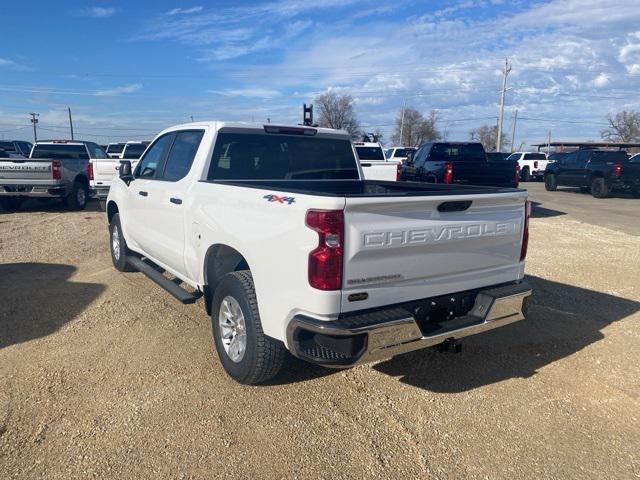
[126,256,202,304]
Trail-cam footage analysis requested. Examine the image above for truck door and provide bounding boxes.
[555,151,577,186]
[125,133,174,253]
[138,129,205,274]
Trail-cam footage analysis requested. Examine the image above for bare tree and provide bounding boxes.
[391,108,441,146]
[601,110,640,142]
[314,91,360,138]
[469,124,510,152]
[360,129,385,145]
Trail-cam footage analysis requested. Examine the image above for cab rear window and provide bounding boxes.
[208,132,359,180]
[31,144,89,160]
[355,147,385,161]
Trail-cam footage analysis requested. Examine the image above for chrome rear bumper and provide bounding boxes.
[287,282,532,367]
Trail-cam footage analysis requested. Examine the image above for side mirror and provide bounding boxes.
[119,160,133,185]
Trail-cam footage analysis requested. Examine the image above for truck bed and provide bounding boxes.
[205,179,522,197]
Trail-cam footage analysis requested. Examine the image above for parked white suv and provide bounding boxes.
[106,121,531,384]
[507,152,549,181]
[384,147,417,164]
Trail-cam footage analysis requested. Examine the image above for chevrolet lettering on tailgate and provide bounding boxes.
[363,221,520,248]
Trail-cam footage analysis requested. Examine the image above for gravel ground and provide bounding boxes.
[0,198,639,479]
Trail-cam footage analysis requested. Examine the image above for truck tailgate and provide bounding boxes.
[342,192,526,312]
[92,158,121,186]
[360,161,399,181]
[0,159,54,183]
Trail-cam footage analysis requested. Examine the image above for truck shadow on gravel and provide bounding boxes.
[530,201,566,218]
[373,275,640,392]
[0,263,105,349]
[0,199,103,214]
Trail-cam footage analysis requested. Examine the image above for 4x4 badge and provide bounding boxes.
[263,194,295,205]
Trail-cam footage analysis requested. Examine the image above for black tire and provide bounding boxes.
[65,181,88,210]
[544,174,557,191]
[211,271,286,384]
[109,213,135,272]
[591,177,609,198]
[521,167,531,182]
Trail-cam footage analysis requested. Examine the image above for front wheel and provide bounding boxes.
[109,213,134,272]
[66,181,88,210]
[211,271,286,384]
[591,177,609,198]
[544,174,557,191]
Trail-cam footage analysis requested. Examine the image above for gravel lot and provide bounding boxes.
[1,193,639,480]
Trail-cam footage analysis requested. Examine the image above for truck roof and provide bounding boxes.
[36,140,90,145]
[353,141,382,148]
[158,121,351,138]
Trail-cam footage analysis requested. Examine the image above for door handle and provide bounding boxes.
[138,191,148,197]
[360,163,372,167]
[169,197,182,205]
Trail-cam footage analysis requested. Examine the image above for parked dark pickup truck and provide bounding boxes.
[401,142,519,188]
[544,149,640,198]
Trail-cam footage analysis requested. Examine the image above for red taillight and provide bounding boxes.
[306,209,344,290]
[612,163,622,178]
[533,160,538,169]
[520,201,531,261]
[443,162,454,184]
[87,161,94,180]
[52,160,61,180]
[396,163,401,181]
[515,161,520,187]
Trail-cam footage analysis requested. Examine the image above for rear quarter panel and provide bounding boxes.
[187,182,346,342]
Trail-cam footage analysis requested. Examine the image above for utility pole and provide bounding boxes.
[496,58,511,152]
[510,109,518,153]
[547,131,551,155]
[68,107,75,140]
[29,113,39,143]
[399,98,407,145]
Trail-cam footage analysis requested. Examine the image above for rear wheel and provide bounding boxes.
[66,181,88,210]
[211,271,286,384]
[109,213,135,272]
[544,174,557,191]
[521,167,531,182]
[591,177,609,198]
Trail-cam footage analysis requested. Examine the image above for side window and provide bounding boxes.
[413,145,429,166]
[562,152,577,167]
[160,130,205,181]
[86,142,108,159]
[576,150,590,167]
[135,134,173,179]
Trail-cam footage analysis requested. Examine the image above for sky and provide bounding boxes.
[1,0,640,148]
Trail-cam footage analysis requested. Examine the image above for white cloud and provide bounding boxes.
[78,7,118,18]
[208,87,281,98]
[95,84,143,96]
[167,6,203,16]
[592,73,610,87]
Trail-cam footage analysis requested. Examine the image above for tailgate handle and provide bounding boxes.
[360,163,372,167]
[138,191,148,197]
[438,200,472,212]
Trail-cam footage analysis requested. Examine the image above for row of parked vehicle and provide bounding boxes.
[0,139,149,210]
[354,140,640,199]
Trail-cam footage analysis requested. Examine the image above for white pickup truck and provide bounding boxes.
[353,141,400,181]
[106,121,532,384]
[92,141,149,198]
[507,152,549,181]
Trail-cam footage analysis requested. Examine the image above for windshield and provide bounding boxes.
[106,144,125,154]
[392,148,415,158]
[31,144,89,159]
[122,144,147,159]
[208,132,359,180]
[355,146,385,161]
[526,153,547,160]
